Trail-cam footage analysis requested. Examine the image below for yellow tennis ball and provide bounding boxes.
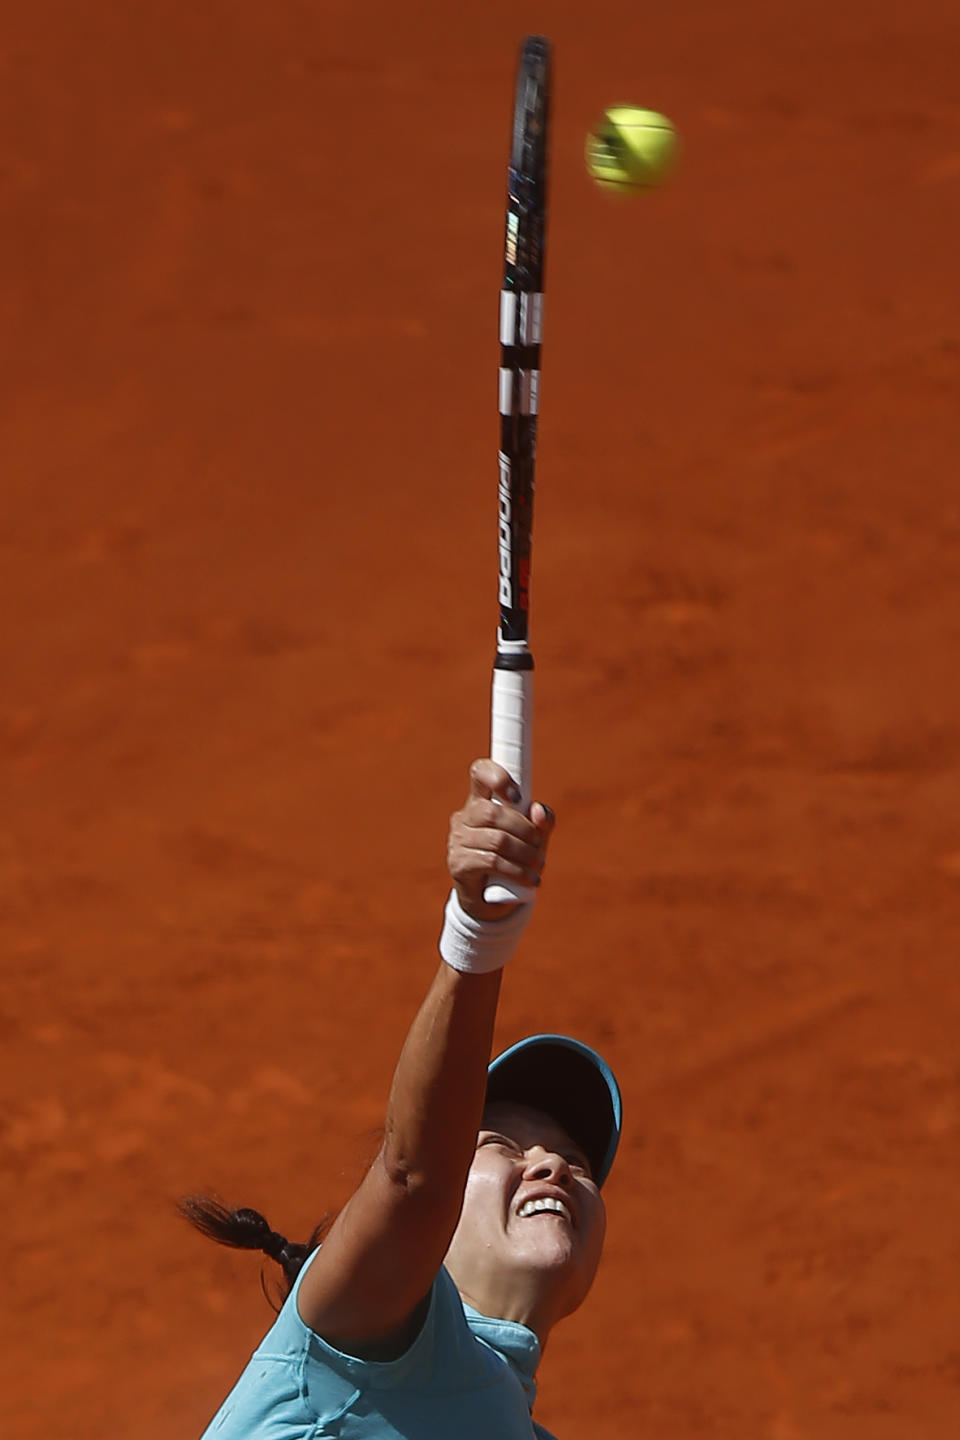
[585,106,678,193]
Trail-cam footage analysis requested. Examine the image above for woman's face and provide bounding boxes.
[445,1100,607,1328]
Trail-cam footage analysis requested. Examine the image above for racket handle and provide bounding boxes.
[484,662,537,905]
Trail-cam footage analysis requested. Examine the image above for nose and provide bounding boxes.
[523,1148,573,1188]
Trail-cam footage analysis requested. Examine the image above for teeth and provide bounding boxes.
[518,1197,571,1222]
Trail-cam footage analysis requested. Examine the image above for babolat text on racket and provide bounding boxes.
[484,35,551,906]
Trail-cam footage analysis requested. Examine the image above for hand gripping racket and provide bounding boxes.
[484,36,551,905]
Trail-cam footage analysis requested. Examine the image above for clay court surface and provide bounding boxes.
[3,2,959,1435]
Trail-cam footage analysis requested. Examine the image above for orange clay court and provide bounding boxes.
[2,3,959,1437]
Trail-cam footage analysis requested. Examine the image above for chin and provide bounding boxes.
[514,1233,582,1279]
[537,1237,578,1268]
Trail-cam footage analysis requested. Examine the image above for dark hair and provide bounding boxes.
[179,1195,333,1308]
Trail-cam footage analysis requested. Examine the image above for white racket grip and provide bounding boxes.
[484,664,536,905]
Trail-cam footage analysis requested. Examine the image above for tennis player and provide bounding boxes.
[183,758,621,1439]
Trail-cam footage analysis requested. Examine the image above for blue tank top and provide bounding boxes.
[200,1251,559,1439]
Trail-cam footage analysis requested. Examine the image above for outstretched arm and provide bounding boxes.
[296,759,554,1356]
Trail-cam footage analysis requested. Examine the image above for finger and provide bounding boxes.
[468,758,521,805]
[449,823,545,889]
[530,801,556,842]
[461,826,544,874]
[460,798,543,847]
[456,849,542,888]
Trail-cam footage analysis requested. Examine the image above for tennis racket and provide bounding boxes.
[484,36,551,905]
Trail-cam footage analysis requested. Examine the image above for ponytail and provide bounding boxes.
[179,1195,331,1306]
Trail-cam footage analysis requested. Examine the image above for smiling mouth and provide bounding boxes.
[517,1197,572,1224]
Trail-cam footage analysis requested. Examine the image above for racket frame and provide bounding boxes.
[485,36,551,905]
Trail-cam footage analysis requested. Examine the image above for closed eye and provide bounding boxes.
[478,1132,594,1179]
[478,1132,523,1156]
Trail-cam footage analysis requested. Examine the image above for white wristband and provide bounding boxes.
[438,889,533,974]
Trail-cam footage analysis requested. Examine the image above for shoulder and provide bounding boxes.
[293,1263,502,1394]
[286,1254,459,1373]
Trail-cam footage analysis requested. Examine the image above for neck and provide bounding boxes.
[452,1278,560,1354]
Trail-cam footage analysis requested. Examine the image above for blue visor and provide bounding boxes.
[485,1034,622,1187]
